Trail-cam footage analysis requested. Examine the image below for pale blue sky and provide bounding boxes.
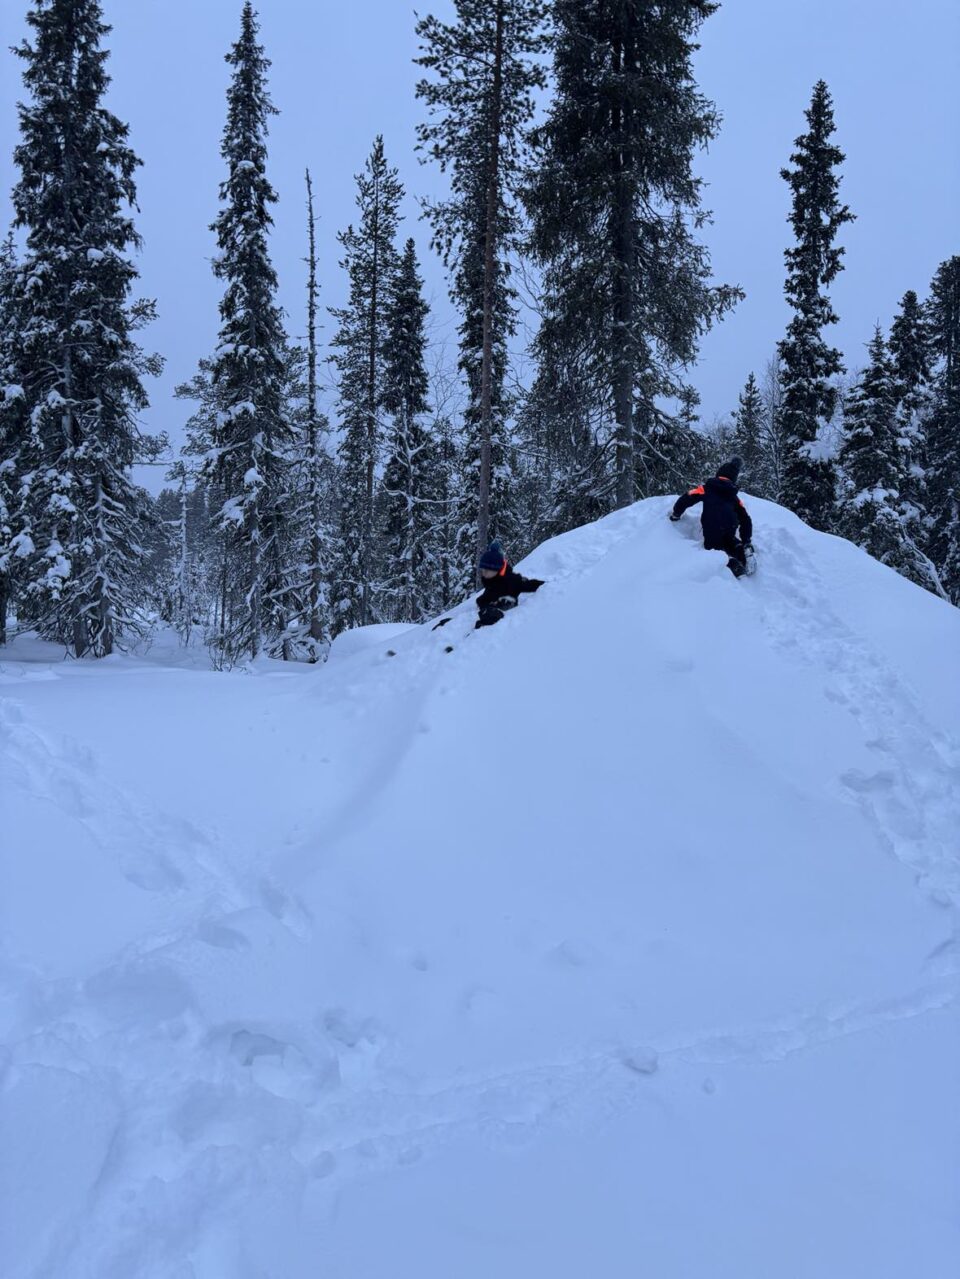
[1,0,957,491]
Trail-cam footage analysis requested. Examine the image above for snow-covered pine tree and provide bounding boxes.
[0,233,22,646]
[758,355,789,502]
[732,372,768,494]
[415,0,548,584]
[177,358,226,637]
[157,462,211,646]
[836,327,905,567]
[890,290,934,477]
[9,0,163,657]
[525,0,740,513]
[778,81,855,532]
[329,137,403,631]
[888,288,936,589]
[925,256,960,603]
[196,2,292,664]
[638,389,711,498]
[295,169,332,659]
[380,238,434,623]
[424,394,463,615]
[516,321,614,543]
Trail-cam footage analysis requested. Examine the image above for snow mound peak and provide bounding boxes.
[2,496,959,1277]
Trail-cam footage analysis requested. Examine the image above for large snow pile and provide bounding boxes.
[2,496,959,1278]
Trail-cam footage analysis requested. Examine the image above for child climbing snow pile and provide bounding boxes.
[669,456,755,577]
[475,541,544,628]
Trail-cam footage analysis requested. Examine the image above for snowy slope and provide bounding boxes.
[2,496,959,1278]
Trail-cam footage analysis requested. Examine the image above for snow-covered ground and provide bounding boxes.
[2,496,959,1278]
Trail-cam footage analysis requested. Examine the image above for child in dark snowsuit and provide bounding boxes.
[475,541,544,628]
[669,456,754,577]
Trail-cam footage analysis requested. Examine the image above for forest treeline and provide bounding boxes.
[0,0,957,664]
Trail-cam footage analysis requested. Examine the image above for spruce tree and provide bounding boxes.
[888,289,936,587]
[889,290,934,475]
[836,327,904,567]
[0,234,22,645]
[380,238,433,622]
[298,169,332,657]
[525,0,740,513]
[925,256,960,602]
[329,137,403,631]
[516,324,613,542]
[778,80,855,532]
[191,2,291,664]
[732,372,766,493]
[9,0,162,657]
[415,0,548,580]
[427,408,463,614]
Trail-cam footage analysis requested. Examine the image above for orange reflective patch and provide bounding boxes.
[498,560,508,576]
[689,485,705,495]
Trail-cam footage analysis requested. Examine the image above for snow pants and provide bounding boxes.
[703,531,747,573]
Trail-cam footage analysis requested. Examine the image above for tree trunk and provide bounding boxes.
[477,0,505,564]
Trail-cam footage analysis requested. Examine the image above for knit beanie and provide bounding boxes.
[479,540,507,572]
[717,456,742,483]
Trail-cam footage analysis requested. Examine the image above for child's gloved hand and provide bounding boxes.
[668,512,681,522]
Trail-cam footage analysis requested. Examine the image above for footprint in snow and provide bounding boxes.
[196,918,251,951]
[227,1027,340,1102]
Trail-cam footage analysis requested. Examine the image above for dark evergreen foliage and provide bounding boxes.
[7,0,163,657]
[186,2,292,665]
[732,373,765,492]
[416,0,548,583]
[836,327,905,566]
[380,238,435,622]
[887,289,936,588]
[778,81,855,532]
[329,137,403,631]
[0,234,22,646]
[925,257,960,602]
[525,0,740,514]
[516,323,615,543]
[295,169,333,659]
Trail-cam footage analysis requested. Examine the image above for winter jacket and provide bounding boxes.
[476,565,543,609]
[475,565,543,620]
[672,477,753,547]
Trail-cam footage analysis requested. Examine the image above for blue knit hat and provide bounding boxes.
[479,540,506,572]
[717,456,742,483]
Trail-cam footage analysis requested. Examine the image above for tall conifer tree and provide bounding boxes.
[525,0,740,512]
[8,0,162,657]
[298,168,332,657]
[925,256,960,601]
[778,81,854,531]
[732,372,765,492]
[380,238,433,622]
[190,2,290,664]
[889,290,934,477]
[0,234,22,645]
[888,288,936,587]
[415,0,548,579]
[329,137,403,630]
[836,328,904,566]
